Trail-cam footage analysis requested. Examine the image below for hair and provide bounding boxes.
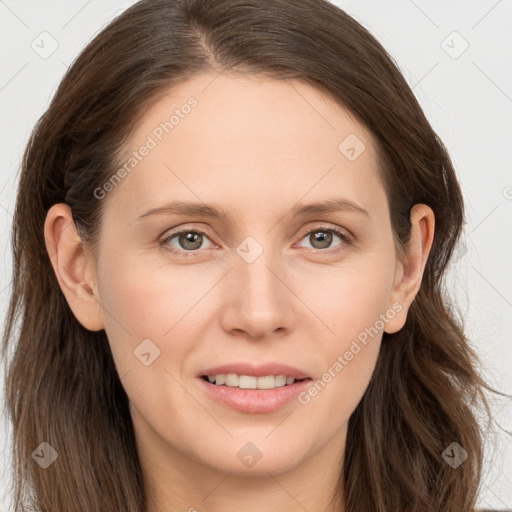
[1,0,509,511]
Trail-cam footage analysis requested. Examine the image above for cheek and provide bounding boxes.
[294,252,396,415]
[298,250,397,344]
[95,251,200,374]
[95,254,203,430]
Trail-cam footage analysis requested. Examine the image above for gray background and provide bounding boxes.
[0,0,511,510]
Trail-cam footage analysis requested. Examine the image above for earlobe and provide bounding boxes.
[385,204,435,334]
[44,203,105,331]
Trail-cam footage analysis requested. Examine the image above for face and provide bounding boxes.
[65,73,412,477]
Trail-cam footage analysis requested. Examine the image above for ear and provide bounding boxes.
[44,203,105,331]
[385,204,435,334]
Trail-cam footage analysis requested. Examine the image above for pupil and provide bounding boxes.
[312,231,332,249]
[180,232,202,250]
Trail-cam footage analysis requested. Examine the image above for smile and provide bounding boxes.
[202,373,308,389]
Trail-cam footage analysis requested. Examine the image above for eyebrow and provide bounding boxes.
[135,197,369,223]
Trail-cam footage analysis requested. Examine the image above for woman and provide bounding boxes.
[2,0,508,510]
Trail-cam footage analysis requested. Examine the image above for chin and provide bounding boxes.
[196,438,306,476]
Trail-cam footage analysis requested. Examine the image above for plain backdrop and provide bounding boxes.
[0,1,511,510]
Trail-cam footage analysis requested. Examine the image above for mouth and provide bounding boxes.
[196,368,314,414]
[200,374,311,390]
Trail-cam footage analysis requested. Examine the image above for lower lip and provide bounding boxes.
[197,377,313,414]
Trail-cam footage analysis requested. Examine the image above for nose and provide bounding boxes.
[219,243,294,341]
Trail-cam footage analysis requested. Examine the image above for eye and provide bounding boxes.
[160,229,214,254]
[159,224,352,256]
[296,226,351,252]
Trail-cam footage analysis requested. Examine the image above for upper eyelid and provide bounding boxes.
[159,224,217,245]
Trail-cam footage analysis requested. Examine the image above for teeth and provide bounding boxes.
[258,375,280,389]
[206,373,299,389]
[225,373,239,387]
[239,375,257,389]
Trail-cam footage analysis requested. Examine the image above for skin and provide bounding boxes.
[44,72,434,512]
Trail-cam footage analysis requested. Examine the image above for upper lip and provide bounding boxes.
[199,362,312,380]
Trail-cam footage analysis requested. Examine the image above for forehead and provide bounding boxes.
[106,72,385,221]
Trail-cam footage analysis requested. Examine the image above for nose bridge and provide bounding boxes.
[237,235,283,304]
[226,234,291,337]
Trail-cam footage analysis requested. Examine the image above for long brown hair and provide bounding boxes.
[2,0,508,510]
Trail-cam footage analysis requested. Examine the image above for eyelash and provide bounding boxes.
[158,225,353,257]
